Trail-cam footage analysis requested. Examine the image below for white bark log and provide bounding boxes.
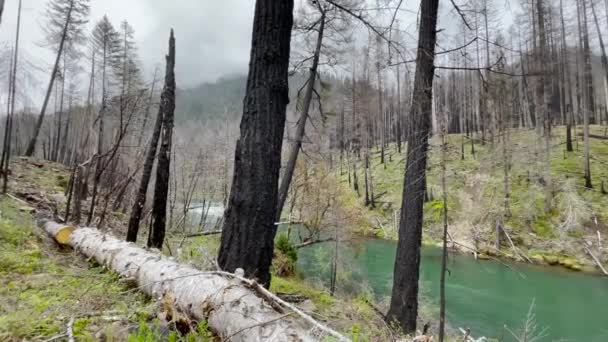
[42,222,339,341]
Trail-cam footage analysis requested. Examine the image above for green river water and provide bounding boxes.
[296,238,608,341]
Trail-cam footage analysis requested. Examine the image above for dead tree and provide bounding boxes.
[147,30,176,249]
[25,0,89,156]
[276,4,326,220]
[1,0,21,193]
[218,0,294,287]
[126,79,165,242]
[386,0,439,334]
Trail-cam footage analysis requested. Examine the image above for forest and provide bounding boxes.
[0,0,607,341]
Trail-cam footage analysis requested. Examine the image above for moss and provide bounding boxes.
[270,275,334,310]
[531,216,554,238]
[56,175,68,190]
[0,197,151,340]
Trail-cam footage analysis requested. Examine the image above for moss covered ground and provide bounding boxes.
[0,196,153,341]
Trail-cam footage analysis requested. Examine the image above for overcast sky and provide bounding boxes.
[0,0,521,96]
[0,0,257,87]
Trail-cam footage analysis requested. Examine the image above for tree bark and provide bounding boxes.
[25,0,74,156]
[276,8,325,221]
[218,0,294,287]
[147,30,176,249]
[1,0,21,193]
[126,62,167,242]
[386,0,439,334]
[43,222,324,342]
[536,0,553,212]
[560,0,574,152]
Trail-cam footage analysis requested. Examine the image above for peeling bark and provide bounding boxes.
[43,222,323,341]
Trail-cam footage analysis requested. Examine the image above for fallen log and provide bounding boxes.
[577,132,608,140]
[584,247,608,276]
[295,238,334,249]
[42,221,349,341]
[185,230,223,238]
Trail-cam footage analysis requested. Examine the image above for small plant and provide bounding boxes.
[505,299,548,342]
[276,233,298,262]
[274,234,298,276]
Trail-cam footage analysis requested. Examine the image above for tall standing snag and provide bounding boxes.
[276,3,326,220]
[25,0,89,156]
[219,0,294,287]
[386,0,439,334]
[147,30,176,249]
[126,90,163,242]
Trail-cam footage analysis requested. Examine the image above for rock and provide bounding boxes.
[478,254,491,260]
[543,255,559,265]
[530,254,544,264]
[558,257,582,271]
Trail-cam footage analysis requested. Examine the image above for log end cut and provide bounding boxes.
[44,221,75,245]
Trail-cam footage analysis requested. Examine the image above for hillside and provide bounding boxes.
[335,126,608,272]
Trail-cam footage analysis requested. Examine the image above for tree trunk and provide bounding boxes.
[590,0,608,112]
[218,0,294,287]
[386,0,439,334]
[25,0,74,156]
[276,9,325,220]
[1,0,21,193]
[580,0,593,187]
[147,30,176,249]
[126,65,167,242]
[43,222,335,342]
[561,0,574,152]
[537,0,553,212]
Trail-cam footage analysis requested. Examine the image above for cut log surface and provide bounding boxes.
[45,221,75,245]
[42,221,324,341]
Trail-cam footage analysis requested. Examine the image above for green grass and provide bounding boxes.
[335,126,608,262]
[0,197,152,341]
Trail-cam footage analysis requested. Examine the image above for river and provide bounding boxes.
[297,238,608,341]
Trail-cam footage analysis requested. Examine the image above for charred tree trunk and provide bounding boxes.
[386,0,439,334]
[147,30,176,249]
[218,0,294,287]
[126,69,167,241]
[276,8,325,220]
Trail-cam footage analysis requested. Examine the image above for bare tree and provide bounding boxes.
[25,0,89,156]
[126,77,163,242]
[386,0,439,334]
[276,2,326,220]
[0,0,22,193]
[147,29,176,249]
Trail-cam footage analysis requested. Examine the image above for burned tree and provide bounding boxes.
[386,0,439,334]
[147,30,176,249]
[126,73,165,242]
[218,0,294,286]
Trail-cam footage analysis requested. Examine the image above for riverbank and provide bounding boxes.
[333,126,608,275]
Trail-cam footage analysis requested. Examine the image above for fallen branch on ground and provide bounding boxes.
[501,227,532,263]
[584,247,608,276]
[66,317,74,342]
[295,238,334,249]
[42,220,349,341]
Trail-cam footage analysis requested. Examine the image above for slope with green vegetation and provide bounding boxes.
[336,126,608,272]
[0,159,216,341]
